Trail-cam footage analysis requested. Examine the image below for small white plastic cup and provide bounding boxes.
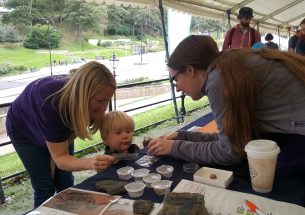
[124,181,145,198]
[117,166,134,180]
[143,173,161,188]
[245,139,280,193]
[151,180,172,195]
[131,168,150,181]
[156,165,174,178]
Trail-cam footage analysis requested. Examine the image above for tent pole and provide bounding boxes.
[158,0,180,123]
[226,9,231,30]
[278,26,280,47]
[158,0,169,60]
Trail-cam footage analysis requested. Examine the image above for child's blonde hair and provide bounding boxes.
[100,111,135,139]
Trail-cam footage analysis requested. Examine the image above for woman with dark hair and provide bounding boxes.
[296,18,305,55]
[147,35,305,169]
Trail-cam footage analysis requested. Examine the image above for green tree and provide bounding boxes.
[64,0,97,38]
[52,0,66,24]
[2,5,33,32]
[191,17,222,36]
[23,24,62,49]
[88,4,108,35]
[105,5,161,37]
[106,5,129,36]
[2,0,56,32]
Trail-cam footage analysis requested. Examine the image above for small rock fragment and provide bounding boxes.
[95,180,128,195]
[133,199,154,215]
[209,174,217,179]
[142,137,152,147]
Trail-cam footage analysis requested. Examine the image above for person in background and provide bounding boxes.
[288,30,300,52]
[296,18,305,55]
[100,111,139,155]
[264,33,279,50]
[147,35,305,171]
[6,61,118,208]
[252,42,265,50]
[222,7,261,50]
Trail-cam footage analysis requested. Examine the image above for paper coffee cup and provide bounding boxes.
[245,139,280,193]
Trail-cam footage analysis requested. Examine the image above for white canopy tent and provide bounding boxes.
[86,0,305,35]
[85,0,305,121]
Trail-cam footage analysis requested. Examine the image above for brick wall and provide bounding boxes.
[116,84,170,99]
[0,107,9,134]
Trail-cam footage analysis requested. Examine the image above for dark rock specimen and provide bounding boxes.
[133,199,154,215]
[95,180,128,195]
[142,137,152,147]
[209,174,217,179]
[157,192,209,215]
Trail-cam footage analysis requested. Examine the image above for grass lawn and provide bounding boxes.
[0,44,131,70]
[0,37,164,73]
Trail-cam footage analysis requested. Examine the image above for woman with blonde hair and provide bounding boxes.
[147,35,305,169]
[6,61,117,207]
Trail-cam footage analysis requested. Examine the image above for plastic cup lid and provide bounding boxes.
[125,181,145,192]
[245,139,280,157]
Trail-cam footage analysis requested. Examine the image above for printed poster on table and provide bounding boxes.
[173,179,305,215]
[28,187,120,215]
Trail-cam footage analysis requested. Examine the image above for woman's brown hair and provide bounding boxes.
[168,35,305,155]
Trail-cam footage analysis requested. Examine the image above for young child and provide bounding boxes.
[100,111,140,156]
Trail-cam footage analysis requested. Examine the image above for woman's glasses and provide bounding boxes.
[170,68,185,87]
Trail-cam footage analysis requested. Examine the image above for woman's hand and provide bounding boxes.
[147,138,175,156]
[159,131,178,140]
[92,155,118,172]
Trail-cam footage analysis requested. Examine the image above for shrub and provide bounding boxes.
[0,26,22,43]
[99,41,112,47]
[119,77,149,85]
[113,41,127,46]
[0,64,27,76]
[23,24,62,49]
[106,26,116,35]
[136,34,145,41]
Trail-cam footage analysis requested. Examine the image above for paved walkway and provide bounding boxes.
[0,51,167,104]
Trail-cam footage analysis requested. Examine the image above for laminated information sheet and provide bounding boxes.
[28,188,121,215]
[171,179,305,215]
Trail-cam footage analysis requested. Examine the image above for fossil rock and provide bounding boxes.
[157,192,209,215]
[209,174,217,179]
[142,137,152,147]
[95,180,128,195]
[133,199,154,215]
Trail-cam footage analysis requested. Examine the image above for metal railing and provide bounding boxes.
[0,78,199,181]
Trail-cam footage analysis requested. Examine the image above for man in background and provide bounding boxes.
[295,18,305,55]
[222,7,261,51]
[288,30,300,52]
